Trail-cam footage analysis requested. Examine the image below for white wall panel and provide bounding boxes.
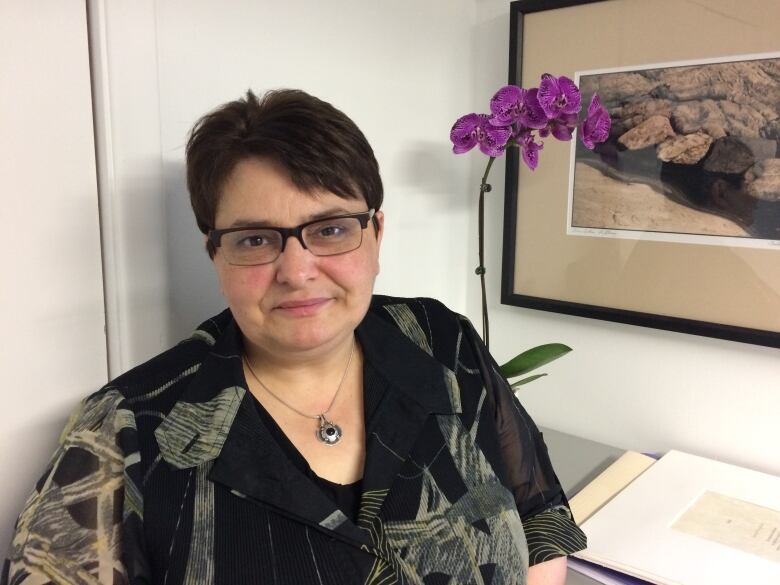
[0,0,107,549]
[89,0,170,375]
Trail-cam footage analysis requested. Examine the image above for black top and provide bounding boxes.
[250,357,392,523]
[252,396,363,521]
[248,361,387,522]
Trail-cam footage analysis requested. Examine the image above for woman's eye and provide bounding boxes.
[237,235,267,247]
[318,225,345,238]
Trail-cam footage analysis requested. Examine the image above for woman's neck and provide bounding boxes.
[242,333,358,402]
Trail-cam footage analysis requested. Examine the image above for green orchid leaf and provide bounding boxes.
[499,343,572,379]
[510,373,547,389]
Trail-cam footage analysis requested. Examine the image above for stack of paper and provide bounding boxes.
[573,450,780,585]
[567,557,655,585]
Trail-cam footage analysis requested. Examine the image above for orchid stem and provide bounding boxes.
[477,156,495,350]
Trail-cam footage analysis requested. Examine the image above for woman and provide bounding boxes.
[3,89,585,584]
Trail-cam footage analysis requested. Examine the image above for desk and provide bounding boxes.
[540,427,625,585]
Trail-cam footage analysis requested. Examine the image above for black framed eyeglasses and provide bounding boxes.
[208,209,376,266]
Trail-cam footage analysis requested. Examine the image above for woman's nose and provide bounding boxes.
[274,235,319,286]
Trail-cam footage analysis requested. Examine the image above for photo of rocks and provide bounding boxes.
[572,56,780,243]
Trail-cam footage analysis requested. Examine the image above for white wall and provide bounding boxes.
[0,0,107,548]
[97,0,483,367]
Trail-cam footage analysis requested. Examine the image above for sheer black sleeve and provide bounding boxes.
[461,317,587,564]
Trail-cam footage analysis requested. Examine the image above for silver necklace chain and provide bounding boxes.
[243,338,355,445]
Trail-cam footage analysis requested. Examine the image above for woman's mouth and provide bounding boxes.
[275,298,331,316]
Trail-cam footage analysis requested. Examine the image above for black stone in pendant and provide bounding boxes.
[316,417,342,445]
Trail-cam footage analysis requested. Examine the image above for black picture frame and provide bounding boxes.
[501,0,780,349]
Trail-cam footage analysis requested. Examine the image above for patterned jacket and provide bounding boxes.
[3,296,585,584]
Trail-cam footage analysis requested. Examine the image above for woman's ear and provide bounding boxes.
[372,210,384,275]
[373,210,384,245]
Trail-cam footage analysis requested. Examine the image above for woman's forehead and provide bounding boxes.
[216,159,366,227]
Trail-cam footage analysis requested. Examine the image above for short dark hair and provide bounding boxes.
[185,89,383,254]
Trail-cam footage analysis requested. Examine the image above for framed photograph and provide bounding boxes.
[501,0,780,348]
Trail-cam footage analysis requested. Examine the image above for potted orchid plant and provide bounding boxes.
[450,74,611,388]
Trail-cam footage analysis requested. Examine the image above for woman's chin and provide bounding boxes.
[275,327,349,355]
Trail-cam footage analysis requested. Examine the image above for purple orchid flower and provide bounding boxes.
[540,113,578,141]
[450,113,512,157]
[489,86,547,129]
[449,75,614,351]
[451,75,611,163]
[579,94,611,150]
[516,129,544,171]
[537,74,582,119]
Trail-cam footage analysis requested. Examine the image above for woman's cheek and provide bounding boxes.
[220,267,267,305]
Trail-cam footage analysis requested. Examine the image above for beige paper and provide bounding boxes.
[569,451,656,524]
[673,490,780,563]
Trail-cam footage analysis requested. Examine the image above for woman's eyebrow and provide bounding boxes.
[228,218,272,228]
[227,207,356,228]
[307,207,355,221]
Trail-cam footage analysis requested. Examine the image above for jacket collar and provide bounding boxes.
[357,307,461,417]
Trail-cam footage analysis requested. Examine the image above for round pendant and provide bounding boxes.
[316,416,342,446]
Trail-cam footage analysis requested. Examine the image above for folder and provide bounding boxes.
[573,450,780,585]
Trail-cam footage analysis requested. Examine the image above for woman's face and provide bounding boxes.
[212,157,383,360]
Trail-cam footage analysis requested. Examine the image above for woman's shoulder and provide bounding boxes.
[368,295,476,356]
[94,309,234,406]
[369,294,464,325]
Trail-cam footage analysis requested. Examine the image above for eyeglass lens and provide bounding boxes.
[222,216,365,265]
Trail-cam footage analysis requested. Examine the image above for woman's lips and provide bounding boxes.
[275,298,331,316]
